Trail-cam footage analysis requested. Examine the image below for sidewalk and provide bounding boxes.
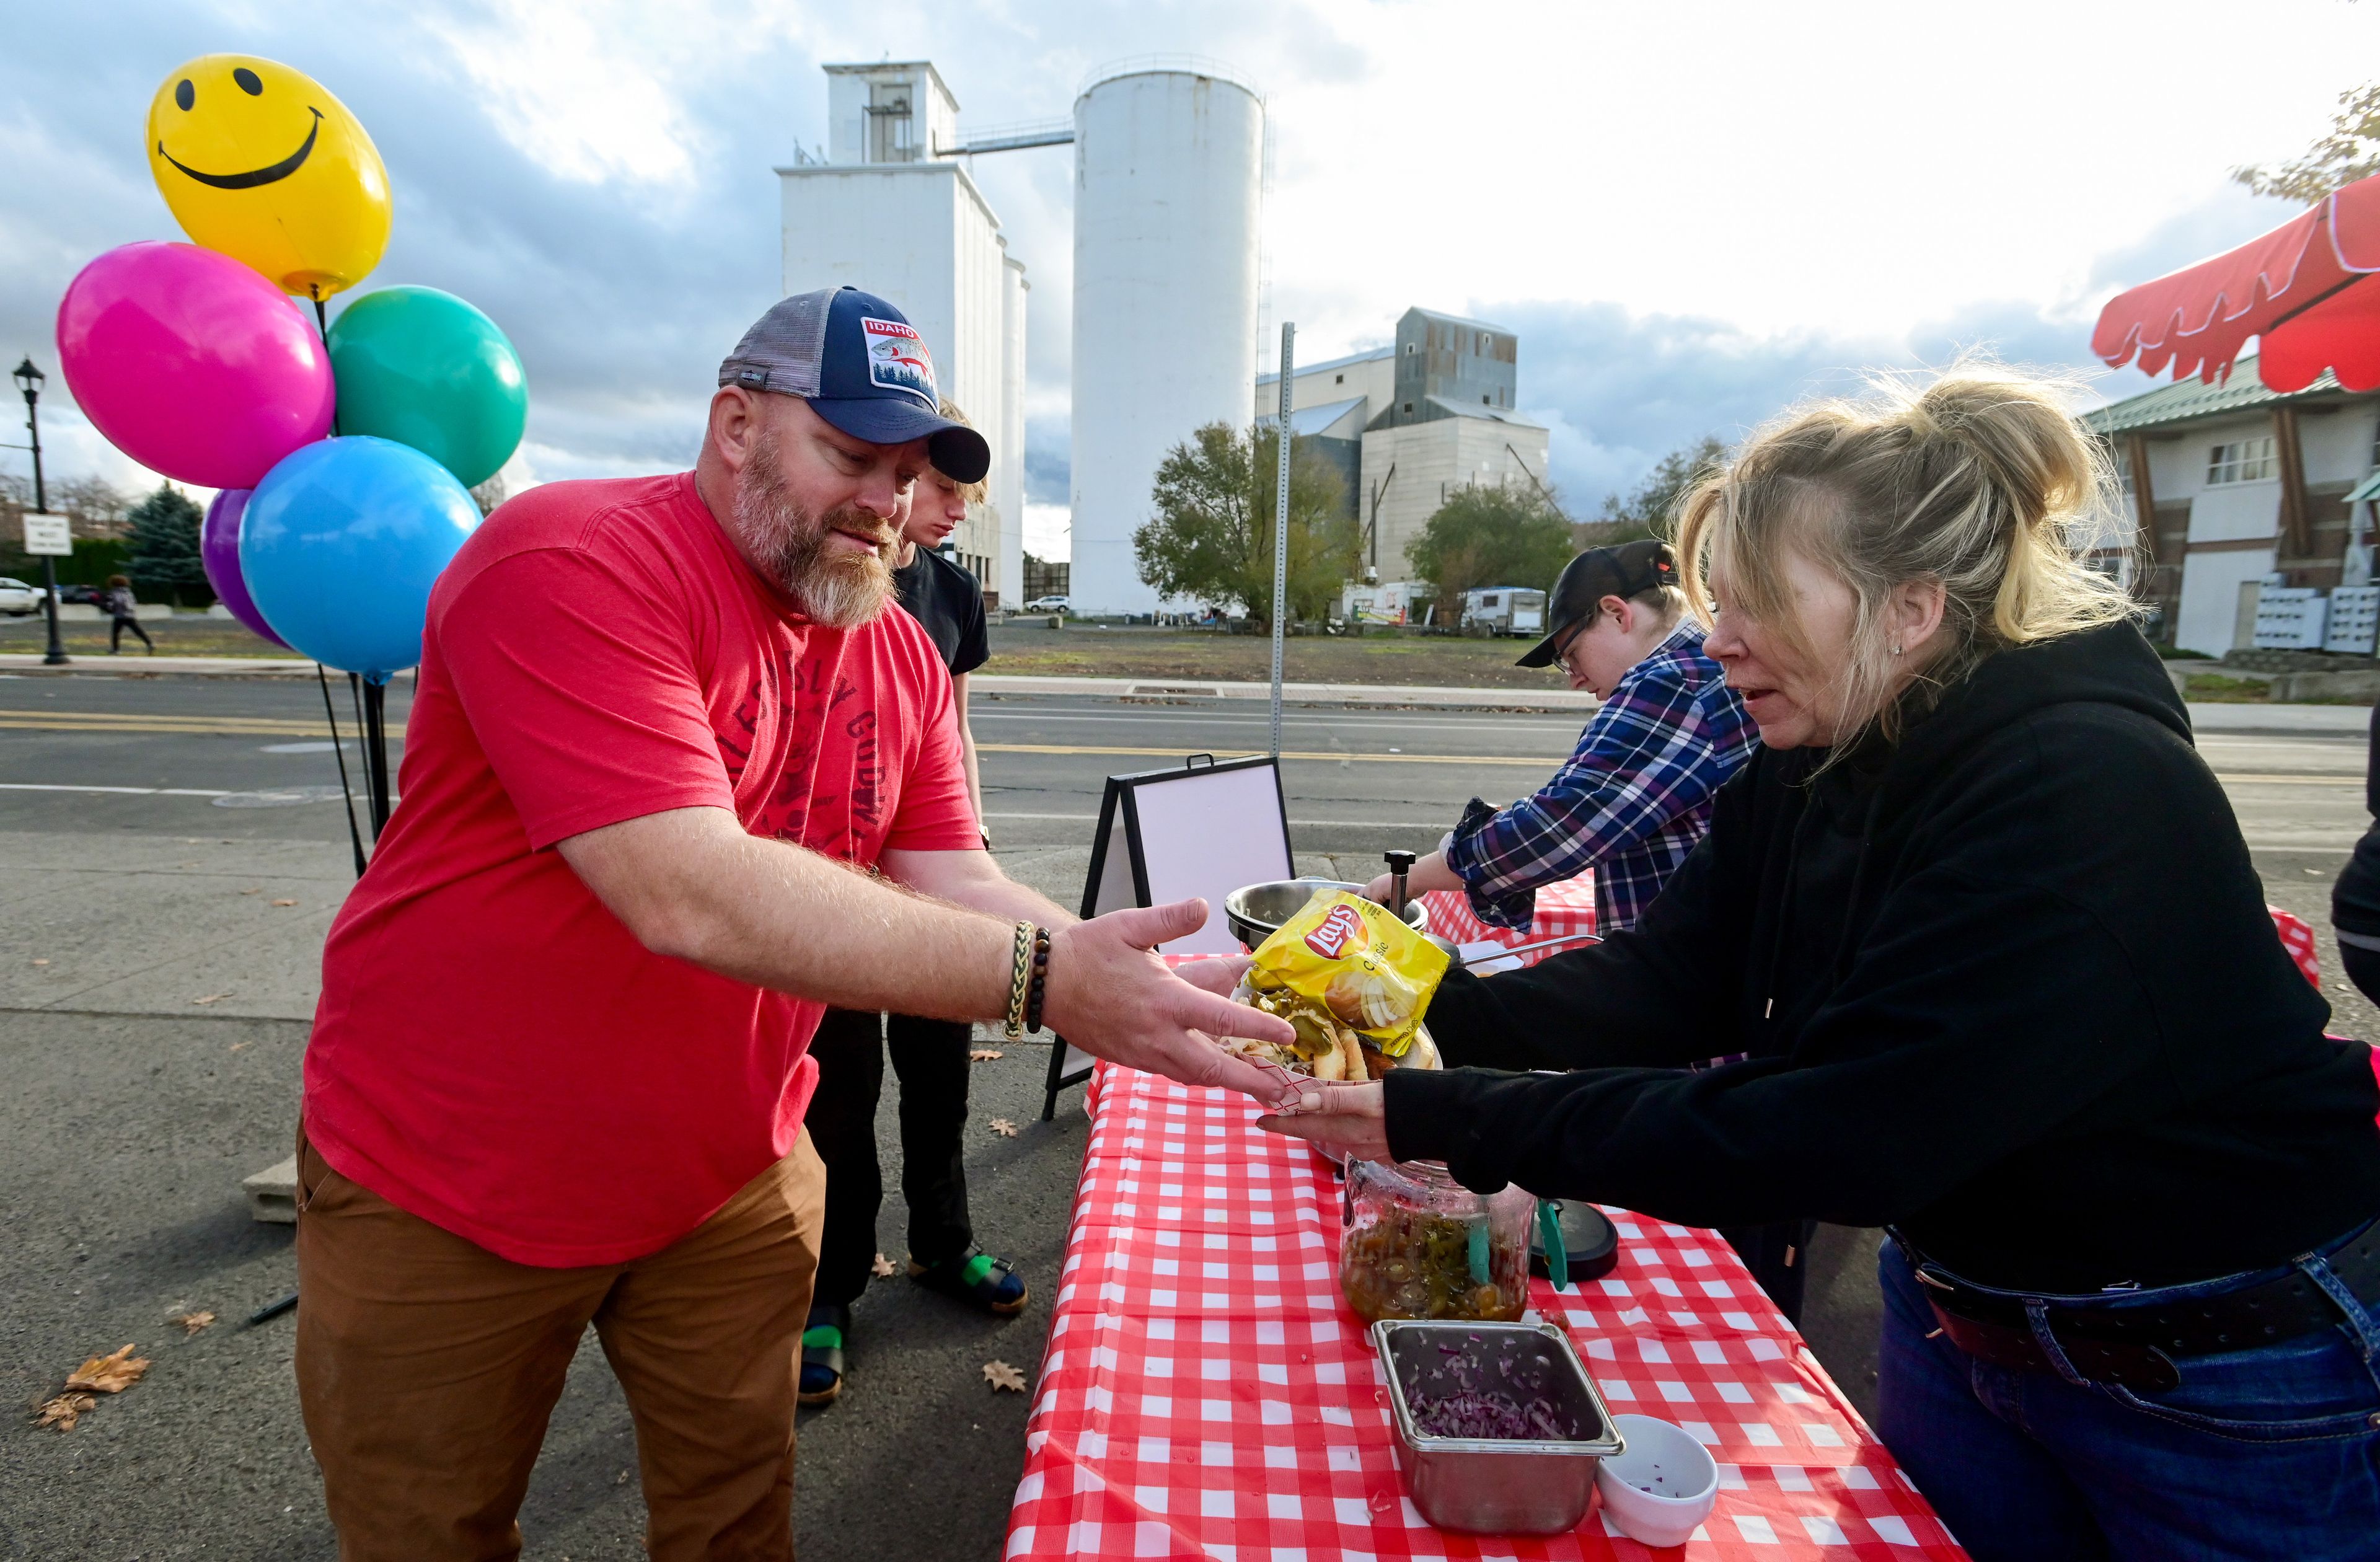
[0,654,1594,711]
[976,672,1600,712]
[0,653,335,678]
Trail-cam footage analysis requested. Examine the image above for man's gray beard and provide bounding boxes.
[731,433,896,629]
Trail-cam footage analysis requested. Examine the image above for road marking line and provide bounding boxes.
[986,811,1457,827]
[0,715,329,735]
[0,782,232,796]
[976,743,1549,766]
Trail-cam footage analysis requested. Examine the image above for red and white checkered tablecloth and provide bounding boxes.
[1005,1065,1968,1561]
[1419,876,1597,970]
[1420,880,2322,992]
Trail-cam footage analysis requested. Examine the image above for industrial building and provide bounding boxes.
[1256,307,1552,583]
[772,56,1267,617]
[777,62,1029,606]
[1069,64,1266,616]
[2084,358,2380,655]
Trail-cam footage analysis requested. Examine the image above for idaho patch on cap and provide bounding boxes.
[862,317,937,407]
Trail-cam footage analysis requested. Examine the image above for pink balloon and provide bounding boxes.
[56,241,335,490]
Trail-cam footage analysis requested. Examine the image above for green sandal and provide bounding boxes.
[909,1247,1029,1317]
[799,1303,848,1406]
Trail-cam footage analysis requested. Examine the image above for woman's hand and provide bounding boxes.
[1361,850,1460,907]
[1257,1079,1391,1162]
[1170,953,1252,997]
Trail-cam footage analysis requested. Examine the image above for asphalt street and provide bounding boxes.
[2,671,2376,1559]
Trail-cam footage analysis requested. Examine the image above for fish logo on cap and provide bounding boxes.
[862,317,937,406]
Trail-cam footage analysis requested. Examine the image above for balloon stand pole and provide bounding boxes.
[360,678,393,841]
[319,666,368,878]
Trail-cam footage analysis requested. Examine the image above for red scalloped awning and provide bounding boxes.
[2093,174,2380,393]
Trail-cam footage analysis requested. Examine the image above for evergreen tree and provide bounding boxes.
[123,484,211,606]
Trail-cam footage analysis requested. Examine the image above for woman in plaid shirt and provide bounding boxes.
[1366,539,1755,935]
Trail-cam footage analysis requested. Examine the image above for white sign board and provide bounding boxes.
[1044,755,1296,1118]
[21,513,70,557]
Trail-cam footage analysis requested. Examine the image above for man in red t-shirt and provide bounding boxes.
[293,286,1295,1562]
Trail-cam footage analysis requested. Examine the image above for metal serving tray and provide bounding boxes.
[1372,1318,1625,1535]
[1223,878,1427,950]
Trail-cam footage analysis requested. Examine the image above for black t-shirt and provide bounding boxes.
[891,546,989,677]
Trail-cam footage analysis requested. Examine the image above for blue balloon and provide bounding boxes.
[242,435,481,680]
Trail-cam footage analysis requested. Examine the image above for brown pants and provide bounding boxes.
[294,1124,826,1562]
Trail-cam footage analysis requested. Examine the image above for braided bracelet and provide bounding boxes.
[1002,920,1034,1041]
[1023,926,1052,1034]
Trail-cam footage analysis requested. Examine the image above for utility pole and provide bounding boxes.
[1270,324,1294,757]
[13,357,68,666]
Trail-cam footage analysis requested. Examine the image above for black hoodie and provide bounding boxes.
[1390,622,2380,1292]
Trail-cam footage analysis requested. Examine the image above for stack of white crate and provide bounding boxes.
[2253,587,2330,650]
[2324,586,2380,655]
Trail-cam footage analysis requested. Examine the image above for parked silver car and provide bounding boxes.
[0,578,43,617]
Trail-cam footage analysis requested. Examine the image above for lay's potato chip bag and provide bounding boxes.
[1246,890,1450,1062]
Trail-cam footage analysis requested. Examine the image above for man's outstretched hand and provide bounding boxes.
[1041,901,1299,1106]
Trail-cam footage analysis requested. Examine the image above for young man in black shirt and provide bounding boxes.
[800,404,1012,1405]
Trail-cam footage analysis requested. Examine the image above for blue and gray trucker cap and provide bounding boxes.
[718,286,992,485]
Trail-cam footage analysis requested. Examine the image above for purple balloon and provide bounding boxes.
[55,241,335,490]
[201,487,289,648]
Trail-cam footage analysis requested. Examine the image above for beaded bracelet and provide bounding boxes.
[1002,920,1034,1041]
[1023,926,1052,1034]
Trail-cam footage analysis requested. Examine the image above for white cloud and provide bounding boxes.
[5,0,2373,525]
[1024,500,1070,561]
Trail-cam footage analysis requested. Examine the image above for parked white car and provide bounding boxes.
[1023,594,1070,613]
[0,578,43,617]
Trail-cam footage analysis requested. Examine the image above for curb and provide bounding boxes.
[971,673,1598,715]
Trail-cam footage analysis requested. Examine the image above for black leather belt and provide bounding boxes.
[1904,1221,2380,1393]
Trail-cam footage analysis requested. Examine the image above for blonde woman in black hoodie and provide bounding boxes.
[1263,368,2380,1562]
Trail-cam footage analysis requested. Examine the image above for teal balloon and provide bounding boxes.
[327,285,527,488]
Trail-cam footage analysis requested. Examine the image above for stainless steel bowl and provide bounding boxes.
[1223,878,1427,950]
[1373,1318,1624,1535]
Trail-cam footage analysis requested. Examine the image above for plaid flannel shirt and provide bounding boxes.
[1443,620,1755,933]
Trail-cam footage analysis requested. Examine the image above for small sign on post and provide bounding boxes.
[21,513,71,557]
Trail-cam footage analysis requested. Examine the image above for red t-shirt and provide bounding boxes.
[302,472,978,1266]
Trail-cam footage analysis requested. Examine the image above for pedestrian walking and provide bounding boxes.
[104,574,152,654]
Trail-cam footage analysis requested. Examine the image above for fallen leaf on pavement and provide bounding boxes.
[65,1344,150,1394]
[34,1392,95,1431]
[239,887,261,896]
[983,1360,1028,1393]
[871,1253,897,1277]
[169,1310,215,1337]
[30,958,49,967]
[191,993,230,1006]
[227,1041,250,1052]
[989,1118,1019,1138]
[969,1049,1003,1062]
[271,899,298,907]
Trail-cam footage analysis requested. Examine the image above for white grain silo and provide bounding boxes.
[1069,61,1265,616]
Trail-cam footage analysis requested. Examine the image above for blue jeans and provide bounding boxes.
[1875,1230,2380,1562]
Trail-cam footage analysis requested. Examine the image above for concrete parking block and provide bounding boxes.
[242,1154,299,1224]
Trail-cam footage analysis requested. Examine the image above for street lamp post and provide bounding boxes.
[12,357,68,666]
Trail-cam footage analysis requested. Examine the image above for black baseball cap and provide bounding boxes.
[1515,539,1682,668]
[718,286,992,484]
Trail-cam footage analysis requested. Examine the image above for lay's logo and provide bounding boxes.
[1303,904,1367,960]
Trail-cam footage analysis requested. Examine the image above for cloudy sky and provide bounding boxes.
[4,0,2373,558]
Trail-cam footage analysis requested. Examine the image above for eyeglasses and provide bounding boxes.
[1550,619,1589,676]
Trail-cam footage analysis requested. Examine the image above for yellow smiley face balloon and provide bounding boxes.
[146,54,390,299]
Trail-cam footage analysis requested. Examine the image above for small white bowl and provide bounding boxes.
[1594,1414,1718,1548]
